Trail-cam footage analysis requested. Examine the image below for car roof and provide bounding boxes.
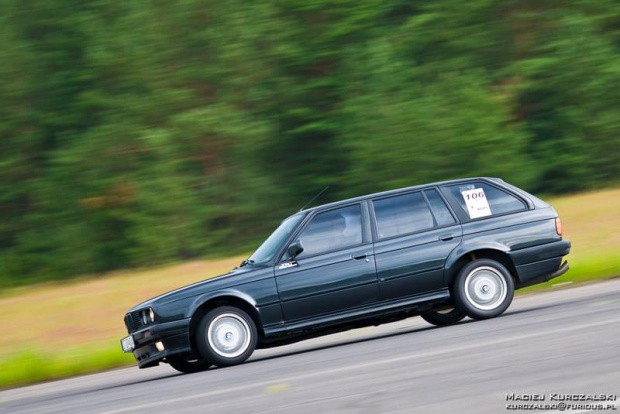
[301,177,503,213]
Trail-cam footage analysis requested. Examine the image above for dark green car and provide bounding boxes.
[121,177,570,373]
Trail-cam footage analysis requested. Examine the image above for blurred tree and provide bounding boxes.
[0,0,618,285]
[510,10,620,192]
[339,42,532,195]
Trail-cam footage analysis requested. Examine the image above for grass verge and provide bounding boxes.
[0,256,244,390]
[0,346,134,389]
[1,188,619,389]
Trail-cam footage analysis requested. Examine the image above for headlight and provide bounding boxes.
[142,307,155,325]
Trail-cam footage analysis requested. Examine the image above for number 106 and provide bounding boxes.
[465,191,485,200]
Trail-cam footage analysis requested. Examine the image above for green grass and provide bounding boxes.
[0,256,244,390]
[0,345,135,389]
[518,252,620,294]
[1,188,619,389]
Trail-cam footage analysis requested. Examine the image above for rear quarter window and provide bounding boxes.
[446,183,526,219]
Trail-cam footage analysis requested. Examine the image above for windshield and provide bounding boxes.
[248,213,305,264]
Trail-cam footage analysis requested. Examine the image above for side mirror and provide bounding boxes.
[287,240,304,259]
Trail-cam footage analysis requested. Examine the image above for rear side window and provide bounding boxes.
[296,204,362,258]
[424,189,456,226]
[372,192,434,239]
[447,183,526,219]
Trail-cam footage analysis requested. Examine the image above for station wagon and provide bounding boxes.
[121,177,570,373]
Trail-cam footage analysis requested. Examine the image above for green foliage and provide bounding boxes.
[0,0,619,286]
[0,345,135,389]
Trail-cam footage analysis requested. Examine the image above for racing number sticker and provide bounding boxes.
[461,188,492,219]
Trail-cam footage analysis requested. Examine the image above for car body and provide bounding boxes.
[121,177,570,372]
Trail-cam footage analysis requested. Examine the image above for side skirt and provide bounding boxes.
[261,289,452,343]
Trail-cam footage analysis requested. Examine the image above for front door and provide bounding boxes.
[275,204,379,322]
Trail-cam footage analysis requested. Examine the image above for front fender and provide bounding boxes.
[186,289,258,318]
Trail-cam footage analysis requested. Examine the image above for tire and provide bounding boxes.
[196,306,258,367]
[421,307,466,326]
[166,354,212,374]
[453,259,515,320]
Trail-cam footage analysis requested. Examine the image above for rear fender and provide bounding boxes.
[444,242,511,286]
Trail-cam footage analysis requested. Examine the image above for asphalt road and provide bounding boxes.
[2,280,619,414]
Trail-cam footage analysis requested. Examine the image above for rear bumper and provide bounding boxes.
[516,260,569,289]
[122,318,192,368]
[509,240,571,288]
[549,260,569,279]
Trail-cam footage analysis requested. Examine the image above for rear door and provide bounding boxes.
[275,203,379,322]
[371,189,462,301]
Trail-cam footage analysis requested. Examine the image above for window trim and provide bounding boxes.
[420,190,438,228]
[369,190,453,242]
[276,202,369,263]
[270,210,311,266]
[441,181,529,222]
[424,187,459,226]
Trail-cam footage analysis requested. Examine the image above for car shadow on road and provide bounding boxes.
[247,322,456,365]
[247,301,567,365]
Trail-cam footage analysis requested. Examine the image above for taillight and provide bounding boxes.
[555,217,563,236]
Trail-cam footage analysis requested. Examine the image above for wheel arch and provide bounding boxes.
[187,291,264,354]
[445,247,518,289]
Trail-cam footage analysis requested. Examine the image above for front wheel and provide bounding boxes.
[196,306,257,367]
[421,307,466,326]
[453,259,515,320]
[166,354,211,373]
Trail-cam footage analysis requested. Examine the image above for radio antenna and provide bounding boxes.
[298,186,329,212]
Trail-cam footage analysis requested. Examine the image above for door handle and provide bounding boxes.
[352,253,369,260]
[439,234,454,241]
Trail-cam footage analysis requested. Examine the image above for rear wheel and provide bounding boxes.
[421,307,466,326]
[453,259,514,320]
[196,306,257,367]
[166,354,211,373]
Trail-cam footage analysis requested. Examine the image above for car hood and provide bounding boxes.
[128,265,257,312]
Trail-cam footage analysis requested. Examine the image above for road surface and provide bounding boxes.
[2,280,619,414]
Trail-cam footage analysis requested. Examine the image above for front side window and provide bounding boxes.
[296,205,363,258]
[372,192,434,239]
[447,182,526,219]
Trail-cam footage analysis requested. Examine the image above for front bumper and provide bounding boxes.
[121,318,192,368]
